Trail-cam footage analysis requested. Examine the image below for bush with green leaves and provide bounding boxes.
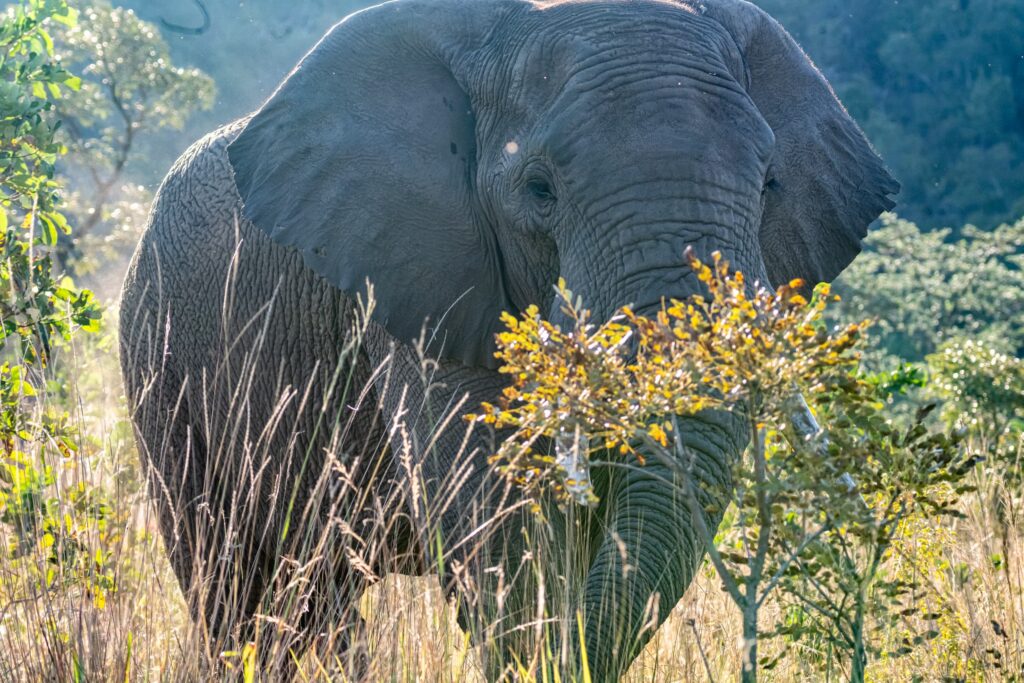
[766,394,974,681]
[0,0,100,355]
[476,252,974,681]
[0,0,109,635]
[833,213,1024,368]
[927,340,1024,439]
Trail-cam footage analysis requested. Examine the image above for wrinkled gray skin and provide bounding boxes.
[120,0,897,679]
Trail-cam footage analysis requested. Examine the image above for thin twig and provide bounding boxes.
[688,618,717,683]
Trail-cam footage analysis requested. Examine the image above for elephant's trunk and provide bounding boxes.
[577,390,850,678]
[550,166,770,677]
[580,408,747,680]
[567,249,768,678]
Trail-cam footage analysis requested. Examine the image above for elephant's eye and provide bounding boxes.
[526,178,556,203]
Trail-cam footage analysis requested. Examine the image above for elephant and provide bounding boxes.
[118,0,897,679]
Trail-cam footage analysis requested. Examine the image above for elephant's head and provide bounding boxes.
[228,0,897,369]
[227,0,897,675]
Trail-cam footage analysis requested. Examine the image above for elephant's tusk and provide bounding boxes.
[555,422,598,507]
[786,393,859,495]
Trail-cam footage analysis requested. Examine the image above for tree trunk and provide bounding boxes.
[741,604,758,683]
[850,596,867,683]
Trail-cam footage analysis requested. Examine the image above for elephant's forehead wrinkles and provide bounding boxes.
[544,85,767,171]
[512,64,762,180]
[529,0,701,12]
[479,1,743,111]
[519,0,726,46]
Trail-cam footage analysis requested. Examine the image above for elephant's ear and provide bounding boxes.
[227,0,512,368]
[702,0,899,287]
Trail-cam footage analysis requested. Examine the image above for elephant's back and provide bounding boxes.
[121,117,354,408]
[121,119,247,360]
[119,120,405,577]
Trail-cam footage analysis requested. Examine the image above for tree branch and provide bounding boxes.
[160,0,210,36]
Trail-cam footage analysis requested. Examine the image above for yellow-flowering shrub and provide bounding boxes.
[468,249,866,507]
[468,250,977,682]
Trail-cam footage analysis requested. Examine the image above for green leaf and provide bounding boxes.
[38,213,57,246]
[123,632,133,683]
[38,27,53,56]
[49,210,68,234]
[51,6,79,28]
[72,651,86,683]
[18,378,36,397]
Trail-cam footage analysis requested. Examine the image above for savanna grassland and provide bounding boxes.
[1,1,1023,682]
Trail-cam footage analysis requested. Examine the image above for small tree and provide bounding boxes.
[51,1,215,272]
[0,0,106,651]
[471,251,974,681]
[0,0,101,358]
[767,395,974,681]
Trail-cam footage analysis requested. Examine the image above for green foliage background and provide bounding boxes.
[754,0,1024,230]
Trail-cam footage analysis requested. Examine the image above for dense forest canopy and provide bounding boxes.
[118,0,1024,231]
[760,0,1024,230]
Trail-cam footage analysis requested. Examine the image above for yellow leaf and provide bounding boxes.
[648,423,668,447]
[242,642,257,683]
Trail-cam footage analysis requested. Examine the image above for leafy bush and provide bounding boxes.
[474,251,974,681]
[0,2,130,678]
[833,214,1024,367]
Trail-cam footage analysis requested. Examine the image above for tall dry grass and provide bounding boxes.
[1,280,1022,682]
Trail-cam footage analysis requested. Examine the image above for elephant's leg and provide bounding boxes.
[287,467,419,677]
[144,318,385,667]
[579,413,746,682]
[280,539,372,677]
[466,496,611,682]
[471,461,630,681]
[364,339,529,676]
[252,411,408,676]
[124,359,272,650]
[453,513,545,681]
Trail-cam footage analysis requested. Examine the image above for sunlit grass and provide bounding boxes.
[0,289,1021,681]
[9,470,1021,683]
[0,380,1020,682]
